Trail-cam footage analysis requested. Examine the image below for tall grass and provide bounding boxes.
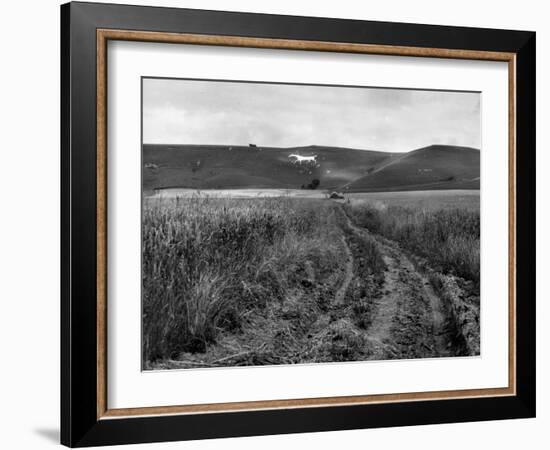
[345,203,480,284]
[142,196,340,364]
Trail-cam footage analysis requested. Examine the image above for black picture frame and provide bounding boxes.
[61,1,536,447]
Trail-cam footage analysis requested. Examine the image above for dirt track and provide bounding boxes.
[335,235,354,305]
[340,206,453,359]
[152,203,456,370]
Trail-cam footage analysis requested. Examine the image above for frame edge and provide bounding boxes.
[60,2,72,446]
[61,2,536,446]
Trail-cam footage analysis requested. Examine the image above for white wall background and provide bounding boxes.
[0,0,546,448]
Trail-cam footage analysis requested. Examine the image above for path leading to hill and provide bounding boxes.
[339,206,452,359]
[151,202,455,371]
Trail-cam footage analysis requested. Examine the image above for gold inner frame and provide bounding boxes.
[96,29,517,420]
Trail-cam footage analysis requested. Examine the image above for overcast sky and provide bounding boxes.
[143,78,480,153]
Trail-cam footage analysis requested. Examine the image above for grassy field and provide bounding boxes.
[344,198,480,283]
[346,190,480,211]
[344,193,480,355]
[143,191,480,368]
[142,196,379,365]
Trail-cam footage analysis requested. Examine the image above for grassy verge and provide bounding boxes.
[429,273,480,356]
[142,196,344,365]
[344,201,480,356]
[344,203,480,285]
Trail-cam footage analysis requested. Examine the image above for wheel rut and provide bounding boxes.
[338,205,452,359]
[335,235,354,305]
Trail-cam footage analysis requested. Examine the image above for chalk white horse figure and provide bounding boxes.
[288,154,317,164]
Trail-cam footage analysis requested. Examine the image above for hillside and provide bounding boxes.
[343,145,480,192]
[143,144,395,193]
[143,144,479,193]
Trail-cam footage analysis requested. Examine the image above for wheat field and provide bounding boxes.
[143,193,480,368]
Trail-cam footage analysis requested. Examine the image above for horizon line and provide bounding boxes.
[142,143,481,153]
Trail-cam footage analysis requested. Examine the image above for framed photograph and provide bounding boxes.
[61,2,536,447]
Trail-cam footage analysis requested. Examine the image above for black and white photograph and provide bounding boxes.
[141,77,481,370]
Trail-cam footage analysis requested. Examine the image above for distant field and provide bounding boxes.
[346,189,480,211]
[147,188,480,210]
[148,188,328,199]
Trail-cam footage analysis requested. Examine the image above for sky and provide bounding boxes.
[142,78,480,153]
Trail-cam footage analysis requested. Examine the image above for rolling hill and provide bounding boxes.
[143,144,479,193]
[343,145,480,192]
[143,144,396,192]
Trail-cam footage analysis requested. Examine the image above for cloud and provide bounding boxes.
[143,78,480,152]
